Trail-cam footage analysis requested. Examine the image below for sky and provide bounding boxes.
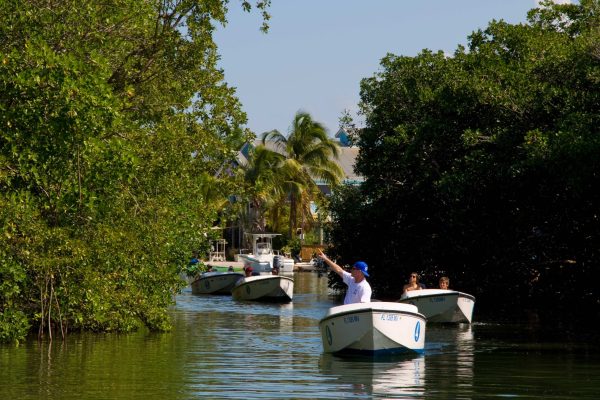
[215,0,572,138]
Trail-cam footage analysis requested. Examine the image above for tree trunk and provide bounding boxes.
[289,192,297,238]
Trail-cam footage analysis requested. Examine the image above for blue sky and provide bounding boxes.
[215,1,570,137]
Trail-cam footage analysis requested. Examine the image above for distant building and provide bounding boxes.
[335,126,361,147]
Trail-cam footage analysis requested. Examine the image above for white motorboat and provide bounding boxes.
[319,302,426,356]
[397,289,475,323]
[231,275,294,302]
[190,272,244,295]
[238,233,295,274]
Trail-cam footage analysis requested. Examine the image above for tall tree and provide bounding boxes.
[0,0,270,342]
[240,145,286,232]
[328,0,600,321]
[262,112,345,237]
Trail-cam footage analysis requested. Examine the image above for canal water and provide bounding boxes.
[1,272,599,399]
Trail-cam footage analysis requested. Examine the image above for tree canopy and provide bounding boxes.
[260,111,344,238]
[0,0,270,343]
[327,0,600,322]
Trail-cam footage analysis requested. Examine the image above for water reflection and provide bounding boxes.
[172,274,331,399]
[2,272,600,399]
[319,354,426,398]
[423,324,475,398]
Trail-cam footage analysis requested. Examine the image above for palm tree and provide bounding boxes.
[262,111,344,238]
[240,145,286,232]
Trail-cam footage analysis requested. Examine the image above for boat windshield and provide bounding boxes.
[256,243,271,255]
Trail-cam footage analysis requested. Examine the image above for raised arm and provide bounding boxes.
[317,249,344,278]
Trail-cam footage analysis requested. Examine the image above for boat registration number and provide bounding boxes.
[343,315,360,323]
[380,314,400,321]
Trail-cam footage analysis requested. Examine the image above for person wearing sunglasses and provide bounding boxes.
[317,249,372,304]
[403,272,423,294]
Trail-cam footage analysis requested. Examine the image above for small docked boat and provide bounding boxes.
[231,275,294,302]
[319,302,426,356]
[397,289,475,323]
[238,233,295,274]
[191,272,244,295]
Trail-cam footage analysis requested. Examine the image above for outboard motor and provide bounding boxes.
[273,255,282,269]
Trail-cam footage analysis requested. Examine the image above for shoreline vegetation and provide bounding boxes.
[323,0,600,333]
[2,1,599,343]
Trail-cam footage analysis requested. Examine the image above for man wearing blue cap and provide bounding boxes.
[317,249,372,304]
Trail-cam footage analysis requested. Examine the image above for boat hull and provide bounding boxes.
[238,255,296,274]
[238,254,272,274]
[274,255,295,274]
[398,289,475,323]
[191,272,244,295]
[231,275,294,302]
[319,302,426,355]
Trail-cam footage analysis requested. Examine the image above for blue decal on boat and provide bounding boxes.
[326,325,332,345]
[414,321,421,342]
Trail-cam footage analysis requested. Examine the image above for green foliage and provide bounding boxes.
[236,111,344,241]
[239,144,287,232]
[286,238,303,258]
[0,1,270,342]
[329,1,600,320]
[182,261,205,278]
[0,249,31,344]
[260,112,345,237]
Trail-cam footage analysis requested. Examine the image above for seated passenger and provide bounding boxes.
[237,266,254,284]
[439,276,450,290]
[403,272,423,294]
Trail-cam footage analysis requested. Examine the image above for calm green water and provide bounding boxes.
[1,272,599,399]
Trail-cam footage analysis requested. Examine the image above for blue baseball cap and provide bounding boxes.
[353,261,369,277]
